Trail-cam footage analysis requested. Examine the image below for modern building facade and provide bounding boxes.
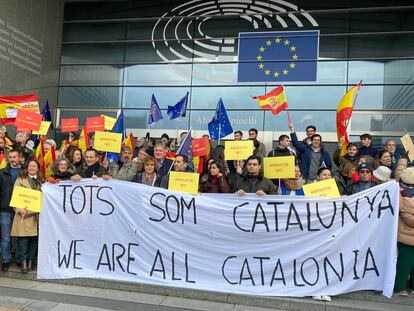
[16,0,414,147]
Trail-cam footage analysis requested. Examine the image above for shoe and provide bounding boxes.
[20,260,27,274]
[321,295,331,302]
[397,290,409,297]
[312,296,322,301]
[27,261,33,272]
[1,262,10,271]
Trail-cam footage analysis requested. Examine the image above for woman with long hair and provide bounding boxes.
[59,131,79,152]
[10,160,44,273]
[199,160,230,193]
[133,156,161,187]
[66,146,84,174]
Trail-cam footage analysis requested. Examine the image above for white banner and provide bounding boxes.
[38,180,399,297]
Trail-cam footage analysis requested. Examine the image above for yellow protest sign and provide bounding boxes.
[94,131,122,153]
[168,171,200,194]
[32,121,51,135]
[10,186,42,213]
[101,115,117,131]
[400,133,414,161]
[303,179,341,197]
[224,140,253,160]
[263,156,295,179]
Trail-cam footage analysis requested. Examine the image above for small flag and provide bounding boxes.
[79,128,90,153]
[41,145,56,178]
[167,92,188,120]
[122,133,135,159]
[34,140,45,161]
[41,99,53,130]
[208,98,233,140]
[252,86,288,115]
[0,155,6,169]
[148,94,163,126]
[176,129,193,170]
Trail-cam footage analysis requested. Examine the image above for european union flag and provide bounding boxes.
[42,99,53,129]
[148,94,163,126]
[167,92,188,120]
[176,129,193,170]
[106,111,125,163]
[208,98,233,140]
[238,30,319,82]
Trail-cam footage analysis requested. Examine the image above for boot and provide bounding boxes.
[20,260,27,274]
[27,261,33,272]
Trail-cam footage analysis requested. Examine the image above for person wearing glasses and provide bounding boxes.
[347,163,378,194]
[234,155,276,196]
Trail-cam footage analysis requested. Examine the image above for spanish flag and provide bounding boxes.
[34,140,45,161]
[0,153,6,169]
[336,83,361,156]
[79,128,90,153]
[252,86,288,115]
[41,145,56,178]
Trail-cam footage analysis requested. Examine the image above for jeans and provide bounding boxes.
[0,212,13,263]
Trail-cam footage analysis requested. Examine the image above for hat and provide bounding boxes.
[373,166,391,182]
[357,162,373,172]
[400,168,414,185]
[360,133,372,140]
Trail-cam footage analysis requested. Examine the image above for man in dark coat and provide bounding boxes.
[347,162,377,194]
[235,155,276,195]
[0,149,24,271]
[154,143,174,181]
[357,133,378,158]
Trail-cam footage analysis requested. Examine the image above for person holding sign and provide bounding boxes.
[133,156,161,187]
[199,160,229,193]
[10,159,44,273]
[235,155,276,196]
[279,165,305,196]
[160,154,190,189]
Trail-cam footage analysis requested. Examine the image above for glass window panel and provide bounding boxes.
[383,85,414,110]
[123,87,190,109]
[124,109,189,130]
[62,23,127,42]
[60,65,124,86]
[124,64,192,86]
[353,86,384,109]
[348,10,414,33]
[58,87,122,108]
[190,110,264,132]
[127,21,159,40]
[282,85,346,109]
[64,1,130,21]
[129,1,187,18]
[125,42,193,63]
[191,86,266,109]
[384,59,414,84]
[319,36,347,59]
[61,44,125,64]
[264,110,336,132]
[348,61,385,84]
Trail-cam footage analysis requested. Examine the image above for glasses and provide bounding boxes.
[360,170,371,174]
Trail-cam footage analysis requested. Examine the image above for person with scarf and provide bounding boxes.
[133,156,161,187]
[66,146,84,173]
[199,160,229,193]
[47,158,76,183]
[279,165,305,196]
[72,148,109,180]
[10,160,44,273]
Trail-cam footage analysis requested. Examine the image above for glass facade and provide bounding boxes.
[58,0,414,144]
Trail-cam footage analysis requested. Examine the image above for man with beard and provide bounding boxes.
[108,146,138,181]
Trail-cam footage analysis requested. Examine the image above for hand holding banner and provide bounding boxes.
[168,171,200,194]
[94,131,122,153]
[61,118,79,132]
[224,140,253,160]
[303,179,341,197]
[86,116,105,132]
[10,186,42,213]
[263,156,295,179]
[15,109,42,131]
[32,121,51,135]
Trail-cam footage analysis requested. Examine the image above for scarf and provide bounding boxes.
[400,182,414,198]
[142,173,156,186]
[84,162,101,178]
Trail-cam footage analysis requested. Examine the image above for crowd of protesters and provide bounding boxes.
[0,123,413,299]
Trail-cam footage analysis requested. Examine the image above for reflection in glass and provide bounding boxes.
[123,87,191,109]
[59,87,122,108]
[60,65,124,86]
[124,64,192,86]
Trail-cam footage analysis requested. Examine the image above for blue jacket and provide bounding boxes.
[290,132,332,180]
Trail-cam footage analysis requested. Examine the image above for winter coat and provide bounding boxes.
[235,173,277,195]
[357,145,378,158]
[347,180,378,195]
[398,195,414,246]
[11,176,42,237]
[199,175,229,193]
[0,165,23,212]
[290,132,332,180]
[109,161,139,181]
[133,172,161,187]
[333,173,352,195]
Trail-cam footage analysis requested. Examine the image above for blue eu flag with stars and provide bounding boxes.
[208,98,233,140]
[167,92,188,120]
[238,30,319,82]
[148,94,163,126]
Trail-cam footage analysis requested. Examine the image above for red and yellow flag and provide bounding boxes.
[336,83,361,156]
[0,94,39,125]
[0,153,6,169]
[252,86,288,115]
[41,145,56,178]
[34,140,45,161]
[79,128,90,153]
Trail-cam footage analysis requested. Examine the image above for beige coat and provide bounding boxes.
[10,176,41,237]
[399,195,414,246]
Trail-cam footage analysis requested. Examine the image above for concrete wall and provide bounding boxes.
[0,0,64,118]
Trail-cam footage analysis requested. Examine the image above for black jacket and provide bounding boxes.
[0,165,23,212]
[235,173,277,195]
[157,158,174,180]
